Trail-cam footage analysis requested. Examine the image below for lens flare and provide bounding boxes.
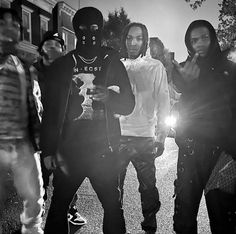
[165,115,177,128]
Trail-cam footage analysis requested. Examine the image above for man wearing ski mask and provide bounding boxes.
[40,7,134,234]
[172,20,236,234]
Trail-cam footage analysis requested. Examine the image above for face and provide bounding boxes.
[150,44,163,59]
[126,26,143,59]
[190,26,211,57]
[0,12,21,55]
[42,39,63,63]
[233,40,236,48]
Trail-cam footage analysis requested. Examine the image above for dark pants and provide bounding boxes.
[173,137,235,234]
[118,136,161,232]
[44,148,126,234]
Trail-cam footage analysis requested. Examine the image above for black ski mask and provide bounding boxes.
[72,7,103,58]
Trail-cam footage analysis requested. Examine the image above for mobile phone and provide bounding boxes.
[170,52,175,60]
[87,88,94,95]
[87,88,97,95]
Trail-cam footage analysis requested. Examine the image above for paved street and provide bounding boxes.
[70,138,211,234]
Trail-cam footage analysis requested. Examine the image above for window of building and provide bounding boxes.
[62,28,76,52]
[22,6,33,43]
[40,15,49,40]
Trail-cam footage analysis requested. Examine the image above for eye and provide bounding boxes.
[190,38,198,45]
[90,24,99,32]
[54,41,61,48]
[126,36,132,41]
[79,25,87,30]
[136,36,143,42]
[202,34,210,41]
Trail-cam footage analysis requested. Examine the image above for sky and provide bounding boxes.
[64,0,221,61]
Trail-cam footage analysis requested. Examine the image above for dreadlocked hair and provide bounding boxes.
[120,22,149,59]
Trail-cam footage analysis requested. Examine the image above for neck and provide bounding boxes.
[129,55,140,60]
[76,45,100,59]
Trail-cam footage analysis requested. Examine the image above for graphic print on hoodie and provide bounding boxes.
[68,52,105,121]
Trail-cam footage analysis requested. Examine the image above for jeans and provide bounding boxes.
[0,139,44,234]
[118,136,161,232]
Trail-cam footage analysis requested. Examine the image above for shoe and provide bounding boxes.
[67,206,87,226]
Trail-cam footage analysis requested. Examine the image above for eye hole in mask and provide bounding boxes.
[90,24,99,32]
[79,25,87,31]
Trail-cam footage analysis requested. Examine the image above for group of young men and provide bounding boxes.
[0,5,235,234]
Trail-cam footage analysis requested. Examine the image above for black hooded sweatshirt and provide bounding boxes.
[173,20,236,149]
[40,46,135,159]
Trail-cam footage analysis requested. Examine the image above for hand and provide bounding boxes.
[173,53,200,82]
[43,156,57,170]
[89,85,109,103]
[154,141,164,157]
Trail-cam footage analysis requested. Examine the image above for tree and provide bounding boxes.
[217,0,236,49]
[184,0,236,49]
[185,0,206,10]
[103,7,130,51]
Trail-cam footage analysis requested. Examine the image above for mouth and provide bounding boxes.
[0,35,14,42]
[196,50,206,55]
[129,49,139,55]
[128,50,139,58]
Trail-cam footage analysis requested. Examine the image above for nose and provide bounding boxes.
[130,38,138,46]
[197,39,204,46]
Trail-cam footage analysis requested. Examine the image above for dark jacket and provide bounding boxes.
[173,20,236,149]
[40,47,135,158]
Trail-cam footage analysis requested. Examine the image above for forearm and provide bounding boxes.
[106,89,135,116]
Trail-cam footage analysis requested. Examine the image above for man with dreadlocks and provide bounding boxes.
[40,6,134,234]
[118,22,170,234]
